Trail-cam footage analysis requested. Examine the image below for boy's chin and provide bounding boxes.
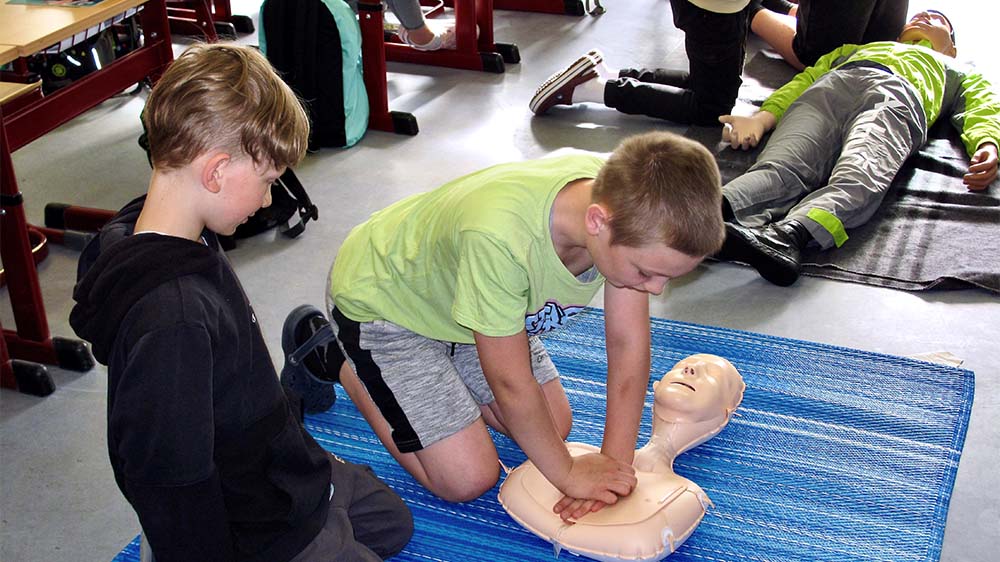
[897,28,927,44]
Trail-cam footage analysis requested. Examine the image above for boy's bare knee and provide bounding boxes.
[427,463,500,503]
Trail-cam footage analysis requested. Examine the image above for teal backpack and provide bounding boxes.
[260,0,369,148]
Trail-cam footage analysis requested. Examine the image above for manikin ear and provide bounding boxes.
[584,203,611,236]
[201,152,232,194]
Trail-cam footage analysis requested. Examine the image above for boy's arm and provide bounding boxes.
[947,70,1000,189]
[600,283,653,463]
[549,285,652,521]
[112,324,234,561]
[474,330,636,504]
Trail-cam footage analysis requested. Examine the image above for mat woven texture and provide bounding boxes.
[113,309,973,562]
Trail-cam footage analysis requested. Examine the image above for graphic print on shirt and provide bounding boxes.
[525,301,585,336]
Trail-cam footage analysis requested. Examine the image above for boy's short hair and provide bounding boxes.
[593,132,725,257]
[143,44,309,171]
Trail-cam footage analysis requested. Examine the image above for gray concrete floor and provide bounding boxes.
[2,1,998,560]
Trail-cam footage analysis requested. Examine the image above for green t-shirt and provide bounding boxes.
[330,154,606,344]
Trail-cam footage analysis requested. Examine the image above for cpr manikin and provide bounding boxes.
[498,354,745,562]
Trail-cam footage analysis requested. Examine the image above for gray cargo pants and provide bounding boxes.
[723,65,927,249]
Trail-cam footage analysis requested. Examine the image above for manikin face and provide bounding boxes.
[898,11,956,57]
[654,354,743,423]
[210,157,283,236]
[588,224,704,296]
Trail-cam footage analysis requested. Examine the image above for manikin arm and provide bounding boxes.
[965,142,998,190]
[719,111,778,151]
[475,331,636,506]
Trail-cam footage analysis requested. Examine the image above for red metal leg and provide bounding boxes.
[359,1,419,135]
[210,0,233,21]
[1,107,50,347]
[476,0,494,50]
[359,1,393,132]
[0,316,55,396]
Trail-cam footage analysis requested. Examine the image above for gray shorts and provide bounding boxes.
[329,307,560,453]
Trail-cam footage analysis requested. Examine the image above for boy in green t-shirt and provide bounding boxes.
[326,132,724,520]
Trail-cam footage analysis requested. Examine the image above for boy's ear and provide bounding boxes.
[585,203,610,236]
[202,153,232,194]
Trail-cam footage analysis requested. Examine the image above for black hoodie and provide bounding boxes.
[71,196,331,562]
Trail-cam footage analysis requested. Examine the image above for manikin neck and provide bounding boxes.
[645,413,729,471]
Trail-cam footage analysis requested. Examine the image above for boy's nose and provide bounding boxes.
[645,277,668,295]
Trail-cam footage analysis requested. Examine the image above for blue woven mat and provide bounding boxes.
[113,308,973,562]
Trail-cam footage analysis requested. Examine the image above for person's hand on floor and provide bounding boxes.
[719,111,777,150]
[964,142,998,191]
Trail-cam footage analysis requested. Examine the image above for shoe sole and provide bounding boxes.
[529,49,604,114]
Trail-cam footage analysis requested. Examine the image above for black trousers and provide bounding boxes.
[604,0,750,126]
[792,0,909,67]
[290,454,413,561]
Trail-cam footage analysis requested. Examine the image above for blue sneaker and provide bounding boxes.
[280,304,342,414]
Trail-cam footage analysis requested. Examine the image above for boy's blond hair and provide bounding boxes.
[143,44,309,171]
[593,132,724,257]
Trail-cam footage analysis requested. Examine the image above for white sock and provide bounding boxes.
[574,76,606,105]
[594,60,616,81]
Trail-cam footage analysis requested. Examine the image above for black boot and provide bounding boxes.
[720,219,811,286]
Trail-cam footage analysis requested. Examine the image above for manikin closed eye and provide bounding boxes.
[498,354,745,562]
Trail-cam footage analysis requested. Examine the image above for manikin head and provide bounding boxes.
[898,10,957,57]
[648,354,745,457]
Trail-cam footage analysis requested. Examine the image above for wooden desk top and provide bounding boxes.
[0,44,19,65]
[0,0,148,57]
[0,80,42,104]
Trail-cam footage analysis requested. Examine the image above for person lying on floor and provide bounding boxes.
[715,9,999,286]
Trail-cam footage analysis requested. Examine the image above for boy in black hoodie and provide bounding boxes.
[69,44,412,562]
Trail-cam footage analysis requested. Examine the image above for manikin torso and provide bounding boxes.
[498,354,745,562]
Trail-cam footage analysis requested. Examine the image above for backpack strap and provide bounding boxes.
[276,168,319,239]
